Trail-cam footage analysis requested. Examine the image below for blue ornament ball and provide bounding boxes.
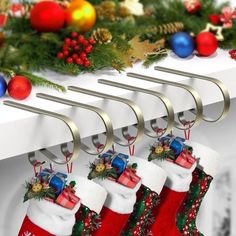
[0,75,7,97]
[170,32,195,58]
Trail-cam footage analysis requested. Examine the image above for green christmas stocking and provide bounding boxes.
[72,204,101,236]
[121,184,160,236]
[176,168,213,236]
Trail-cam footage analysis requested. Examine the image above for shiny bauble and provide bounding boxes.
[8,76,32,100]
[170,32,195,58]
[30,1,65,32]
[195,32,218,57]
[66,0,96,32]
[0,75,7,97]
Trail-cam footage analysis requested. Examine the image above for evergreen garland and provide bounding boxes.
[0,0,235,91]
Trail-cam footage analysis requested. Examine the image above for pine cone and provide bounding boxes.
[95,1,116,21]
[158,22,184,34]
[92,28,113,44]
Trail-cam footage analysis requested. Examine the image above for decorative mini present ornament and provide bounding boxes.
[9,3,25,17]
[56,181,80,209]
[183,0,201,14]
[175,150,196,169]
[111,152,129,174]
[117,167,141,188]
[39,168,68,195]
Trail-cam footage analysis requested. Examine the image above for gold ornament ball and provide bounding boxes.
[95,163,106,172]
[32,183,43,193]
[155,146,164,154]
[66,0,96,32]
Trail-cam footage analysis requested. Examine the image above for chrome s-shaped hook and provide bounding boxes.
[3,100,80,165]
[127,72,203,130]
[96,79,175,137]
[36,93,114,155]
[68,86,144,146]
[155,66,230,122]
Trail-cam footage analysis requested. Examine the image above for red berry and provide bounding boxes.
[78,35,85,43]
[63,46,69,51]
[74,45,80,51]
[64,38,71,45]
[57,52,64,59]
[71,40,77,47]
[80,52,87,60]
[75,58,83,65]
[88,38,95,45]
[83,60,90,67]
[63,50,69,56]
[85,45,93,54]
[82,40,88,46]
[66,57,73,64]
[72,53,78,60]
[71,32,78,38]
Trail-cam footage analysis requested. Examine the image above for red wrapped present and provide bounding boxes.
[56,188,80,209]
[175,150,196,169]
[184,0,201,14]
[117,168,141,188]
[9,3,25,17]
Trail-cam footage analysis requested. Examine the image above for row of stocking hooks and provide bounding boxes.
[3,66,230,167]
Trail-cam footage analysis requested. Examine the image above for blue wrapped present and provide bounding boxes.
[101,150,116,163]
[160,135,185,157]
[111,152,129,175]
[39,169,67,195]
[170,139,184,157]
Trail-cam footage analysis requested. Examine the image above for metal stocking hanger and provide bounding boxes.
[36,93,114,155]
[3,100,81,165]
[97,79,203,133]
[125,72,203,130]
[154,66,230,122]
[67,86,145,146]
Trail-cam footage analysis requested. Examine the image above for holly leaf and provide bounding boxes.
[129,36,165,61]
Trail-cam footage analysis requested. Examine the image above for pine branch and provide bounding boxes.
[0,67,66,92]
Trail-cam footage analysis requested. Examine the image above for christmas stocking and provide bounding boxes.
[68,175,107,236]
[150,159,197,236]
[121,157,167,236]
[18,198,81,236]
[93,177,142,236]
[177,142,220,236]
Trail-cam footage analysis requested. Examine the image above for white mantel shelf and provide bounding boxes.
[1,49,236,160]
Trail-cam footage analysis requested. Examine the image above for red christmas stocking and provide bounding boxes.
[93,177,142,236]
[18,198,81,236]
[121,157,167,236]
[69,175,107,236]
[150,159,197,236]
[176,141,220,236]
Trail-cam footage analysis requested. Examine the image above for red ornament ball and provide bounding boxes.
[30,1,65,32]
[8,76,32,100]
[195,32,218,57]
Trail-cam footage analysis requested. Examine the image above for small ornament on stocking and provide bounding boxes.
[18,166,81,236]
